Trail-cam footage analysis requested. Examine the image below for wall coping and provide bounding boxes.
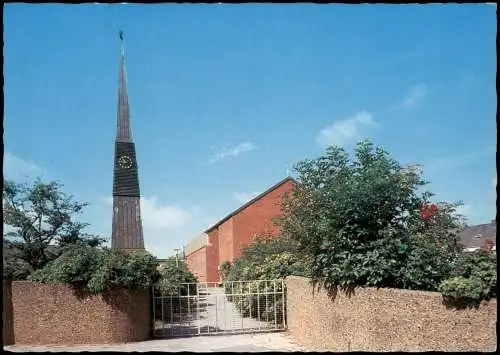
[285,275,497,302]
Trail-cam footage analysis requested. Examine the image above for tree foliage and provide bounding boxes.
[29,247,161,294]
[223,235,307,324]
[439,249,497,307]
[3,179,104,280]
[153,257,198,322]
[281,140,466,293]
[219,261,232,282]
[4,178,161,296]
[225,235,307,282]
[155,257,198,296]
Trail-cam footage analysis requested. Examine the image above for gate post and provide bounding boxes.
[197,283,201,335]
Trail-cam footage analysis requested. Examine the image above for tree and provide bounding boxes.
[153,257,198,322]
[29,247,161,294]
[155,257,198,296]
[3,179,104,279]
[281,140,465,292]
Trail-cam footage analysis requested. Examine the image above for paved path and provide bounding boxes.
[194,287,274,331]
[156,286,280,337]
[4,333,307,352]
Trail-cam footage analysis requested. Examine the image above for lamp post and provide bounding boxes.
[173,248,180,267]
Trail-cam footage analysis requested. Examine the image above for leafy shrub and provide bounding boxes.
[439,249,497,307]
[153,258,198,322]
[155,258,197,295]
[223,236,307,324]
[29,247,160,294]
[281,140,466,294]
[400,234,459,291]
[219,261,232,282]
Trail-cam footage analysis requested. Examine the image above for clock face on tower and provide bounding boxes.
[118,155,133,169]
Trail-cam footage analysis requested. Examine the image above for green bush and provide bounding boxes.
[219,261,232,282]
[223,236,307,324]
[439,250,497,306]
[155,258,198,296]
[153,258,198,322]
[281,140,467,295]
[400,235,459,291]
[226,279,286,325]
[29,247,160,294]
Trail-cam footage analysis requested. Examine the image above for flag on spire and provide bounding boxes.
[119,30,123,41]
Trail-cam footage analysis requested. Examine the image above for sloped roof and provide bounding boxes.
[458,221,496,249]
[204,177,296,233]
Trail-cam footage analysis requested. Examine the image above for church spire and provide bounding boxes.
[116,30,133,142]
[111,31,145,251]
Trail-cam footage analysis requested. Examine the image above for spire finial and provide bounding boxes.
[119,30,125,57]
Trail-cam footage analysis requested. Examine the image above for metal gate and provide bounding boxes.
[152,280,286,338]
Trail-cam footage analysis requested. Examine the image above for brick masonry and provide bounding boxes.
[7,281,151,345]
[186,246,208,282]
[206,229,220,284]
[186,178,295,283]
[231,179,294,259]
[285,276,497,352]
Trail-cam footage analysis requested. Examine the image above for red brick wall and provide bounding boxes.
[232,179,295,258]
[186,246,207,282]
[206,229,220,284]
[186,178,296,283]
[10,281,151,345]
[218,218,234,265]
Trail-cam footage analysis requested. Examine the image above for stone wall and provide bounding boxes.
[286,276,497,352]
[9,281,151,345]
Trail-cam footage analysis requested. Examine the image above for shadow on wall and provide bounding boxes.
[3,281,15,345]
[311,278,492,310]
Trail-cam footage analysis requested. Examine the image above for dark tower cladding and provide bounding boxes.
[111,31,145,251]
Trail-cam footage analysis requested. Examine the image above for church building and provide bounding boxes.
[185,177,296,283]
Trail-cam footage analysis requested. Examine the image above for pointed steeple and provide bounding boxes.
[116,30,133,143]
[111,30,145,251]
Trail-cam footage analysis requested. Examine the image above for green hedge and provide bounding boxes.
[223,236,307,324]
[153,258,198,322]
[439,249,496,307]
[29,246,161,294]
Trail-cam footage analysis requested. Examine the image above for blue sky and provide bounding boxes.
[4,4,497,258]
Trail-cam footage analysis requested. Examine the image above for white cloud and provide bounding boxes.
[392,84,428,110]
[102,196,192,230]
[209,142,257,164]
[140,197,192,230]
[233,191,261,204]
[316,111,374,148]
[3,152,45,181]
